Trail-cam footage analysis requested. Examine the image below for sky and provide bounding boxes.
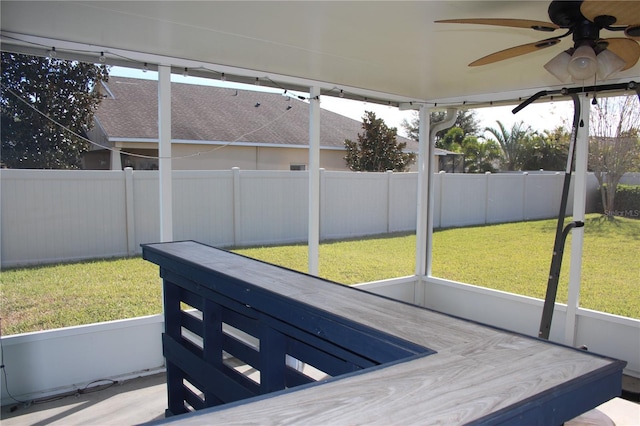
[110,67,573,138]
[320,96,573,137]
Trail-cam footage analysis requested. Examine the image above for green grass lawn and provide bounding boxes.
[1,258,161,335]
[432,215,640,317]
[1,214,638,335]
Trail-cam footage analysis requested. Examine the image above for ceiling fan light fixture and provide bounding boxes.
[596,49,626,80]
[568,44,598,81]
[544,51,572,82]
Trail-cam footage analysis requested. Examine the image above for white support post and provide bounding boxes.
[124,167,136,256]
[415,106,431,277]
[386,170,393,233]
[111,147,122,170]
[158,65,173,243]
[565,93,590,346]
[232,167,241,247]
[308,87,321,276]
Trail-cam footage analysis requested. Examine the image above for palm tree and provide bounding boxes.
[461,136,501,173]
[483,120,533,171]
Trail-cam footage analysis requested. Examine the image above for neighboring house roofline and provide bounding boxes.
[434,148,462,156]
[84,76,443,171]
[93,76,419,151]
[100,80,116,100]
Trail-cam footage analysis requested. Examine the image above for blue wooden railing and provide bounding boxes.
[143,242,432,416]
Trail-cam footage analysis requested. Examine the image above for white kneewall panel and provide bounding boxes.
[0,315,164,405]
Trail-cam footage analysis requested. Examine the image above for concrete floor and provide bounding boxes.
[1,373,638,426]
[0,373,167,426]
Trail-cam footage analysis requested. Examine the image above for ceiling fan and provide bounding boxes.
[436,0,640,82]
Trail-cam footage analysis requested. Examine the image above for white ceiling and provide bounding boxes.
[1,1,639,106]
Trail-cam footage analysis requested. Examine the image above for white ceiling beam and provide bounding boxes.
[0,31,424,107]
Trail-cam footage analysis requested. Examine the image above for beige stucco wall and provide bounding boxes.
[130,143,352,171]
[99,142,417,172]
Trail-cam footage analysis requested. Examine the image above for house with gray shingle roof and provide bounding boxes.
[84,77,458,172]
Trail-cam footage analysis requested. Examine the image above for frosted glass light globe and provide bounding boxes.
[568,45,597,81]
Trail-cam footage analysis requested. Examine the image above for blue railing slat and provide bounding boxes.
[163,334,257,404]
[286,338,360,377]
[284,367,316,388]
[223,334,260,368]
[180,310,203,337]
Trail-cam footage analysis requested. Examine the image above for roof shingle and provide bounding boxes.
[96,77,418,151]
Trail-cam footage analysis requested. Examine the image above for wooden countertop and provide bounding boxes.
[144,241,625,425]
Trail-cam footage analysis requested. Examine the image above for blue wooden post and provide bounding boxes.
[202,299,223,406]
[163,280,186,416]
[259,325,287,394]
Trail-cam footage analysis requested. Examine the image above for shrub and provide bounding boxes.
[596,184,640,219]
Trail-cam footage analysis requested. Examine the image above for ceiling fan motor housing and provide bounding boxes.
[549,0,604,48]
[548,1,585,28]
[573,19,602,47]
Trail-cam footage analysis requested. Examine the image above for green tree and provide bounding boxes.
[1,53,109,169]
[401,109,481,142]
[344,111,415,172]
[519,126,570,171]
[483,120,534,171]
[588,95,640,218]
[433,127,501,173]
[437,127,464,152]
[461,136,501,173]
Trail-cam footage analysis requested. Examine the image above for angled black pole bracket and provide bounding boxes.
[512,81,638,114]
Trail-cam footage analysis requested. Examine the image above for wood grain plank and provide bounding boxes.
[169,345,615,425]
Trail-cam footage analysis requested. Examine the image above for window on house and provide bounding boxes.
[290,164,306,171]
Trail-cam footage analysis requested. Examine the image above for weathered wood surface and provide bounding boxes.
[144,241,625,425]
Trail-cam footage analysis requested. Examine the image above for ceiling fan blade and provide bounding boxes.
[603,38,640,70]
[469,39,561,66]
[624,25,640,40]
[581,0,640,27]
[435,18,558,31]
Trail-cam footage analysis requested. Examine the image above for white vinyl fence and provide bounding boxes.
[620,172,640,185]
[0,168,599,267]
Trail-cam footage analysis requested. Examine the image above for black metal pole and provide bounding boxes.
[537,93,580,340]
[631,81,640,103]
